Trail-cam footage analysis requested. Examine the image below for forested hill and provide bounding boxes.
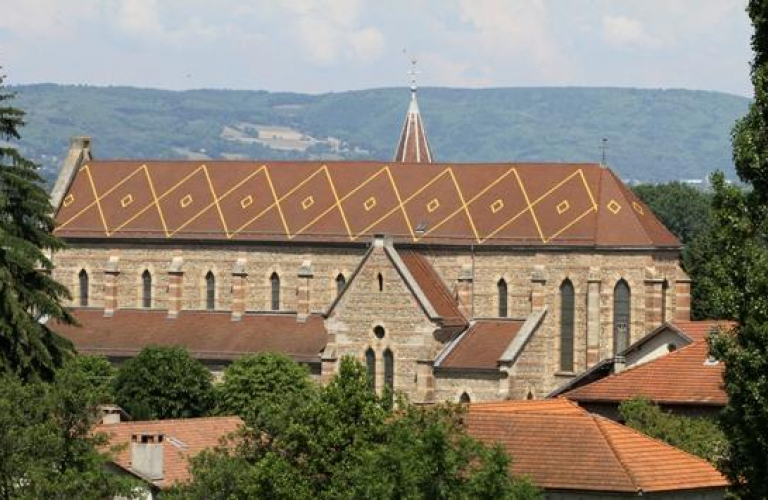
[8,84,750,184]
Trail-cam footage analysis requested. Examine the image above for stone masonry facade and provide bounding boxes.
[53,240,689,403]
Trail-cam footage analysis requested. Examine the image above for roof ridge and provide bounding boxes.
[99,415,242,426]
[595,414,725,481]
[593,415,641,491]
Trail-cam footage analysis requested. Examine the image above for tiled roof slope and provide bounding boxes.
[563,321,733,406]
[399,251,466,326]
[438,320,525,370]
[52,309,327,362]
[97,416,242,488]
[465,399,727,493]
[54,161,679,248]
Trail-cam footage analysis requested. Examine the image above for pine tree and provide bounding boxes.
[707,1,768,497]
[0,67,74,380]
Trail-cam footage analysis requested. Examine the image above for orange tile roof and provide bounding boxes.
[563,321,733,406]
[54,161,679,248]
[438,319,525,370]
[97,416,242,488]
[399,251,466,326]
[52,309,327,363]
[465,399,727,493]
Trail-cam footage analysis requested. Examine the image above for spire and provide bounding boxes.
[394,58,433,163]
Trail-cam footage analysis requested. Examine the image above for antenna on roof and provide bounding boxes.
[600,137,608,166]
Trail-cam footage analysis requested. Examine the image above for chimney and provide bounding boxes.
[98,404,123,424]
[131,433,164,481]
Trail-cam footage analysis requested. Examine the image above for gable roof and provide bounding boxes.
[435,308,546,371]
[54,160,679,249]
[465,399,727,493]
[97,416,242,488]
[52,309,327,363]
[563,321,733,406]
[326,240,467,328]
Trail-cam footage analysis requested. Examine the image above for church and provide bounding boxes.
[48,82,688,403]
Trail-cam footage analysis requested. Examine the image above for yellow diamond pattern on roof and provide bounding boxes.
[632,201,644,215]
[607,200,621,215]
[56,163,608,245]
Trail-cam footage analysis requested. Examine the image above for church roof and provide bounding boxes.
[54,160,679,248]
[394,89,432,163]
[562,321,733,407]
[51,309,327,363]
[399,251,465,326]
[436,319,525,370]
[465,398,728,493]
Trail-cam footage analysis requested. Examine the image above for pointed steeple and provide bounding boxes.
[394,59,433,163]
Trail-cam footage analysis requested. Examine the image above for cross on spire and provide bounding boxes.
[394,56,433,163]
[408,57,420,92]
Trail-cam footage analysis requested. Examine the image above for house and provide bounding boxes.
[465,398,728,498]
[557,321,733,418]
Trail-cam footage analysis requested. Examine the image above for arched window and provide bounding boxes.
[142,270,152,308]
[365,348,376,391]
[78,269,89,307]
[459,392,471,404]
[270,272,280,311]
[377,273,384,292]
[336,273,346,296]
[497,279,508,317]
[384,348,394,404]
[614,279,631,355]
[661,279,669,323]
[560,279,575,372]
[205,271,215,310]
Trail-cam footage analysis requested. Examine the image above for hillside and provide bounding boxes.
[7,84,750,184]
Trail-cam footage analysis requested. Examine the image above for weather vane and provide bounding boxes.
[407,53,419,92]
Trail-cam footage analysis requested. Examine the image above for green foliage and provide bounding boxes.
[62,355,115,403]
[9,84,749,185]
[113,346,214,420]
[618,396,725,463]
[703,2,768,496]
[632,182,712,244]
[170,356,540,499]
[0,69,74,381]
[214,352,314,432]
[0,370,136,499]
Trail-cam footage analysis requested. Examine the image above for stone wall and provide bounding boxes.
[324,243,442,403]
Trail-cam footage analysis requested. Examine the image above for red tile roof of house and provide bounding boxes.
[54,161,679,248]
[438,319,525,370]
[97,416,242,488]
[399,251,466,326]
[563,321,733,406]
[465,399,727,493]
[52,309,327,363]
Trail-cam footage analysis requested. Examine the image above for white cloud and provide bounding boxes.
[602,15,663,49]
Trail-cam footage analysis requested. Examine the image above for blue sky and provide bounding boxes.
[0,0,754,96]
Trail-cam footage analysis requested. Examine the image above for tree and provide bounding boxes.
[215,352,314,432]
[170,357,540,499]
[618,397,725,464]
[0,370,135,499]
[0,67,74,381]
[632,182,712,245]
[705,1,768,496]
[113,346,214,420]
[63,355,115,403]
